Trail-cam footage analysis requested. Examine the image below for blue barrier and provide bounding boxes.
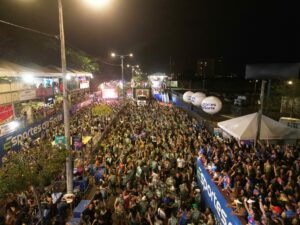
[73,200,90,218]
[73,177,89,193]
[153,94,163,101]
[0,113,63,163]
[196,158,242,225]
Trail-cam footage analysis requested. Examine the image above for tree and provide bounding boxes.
[0,141,67,224]
[92,104,113,117]
[0,24,100,73]
[265,80,300,117]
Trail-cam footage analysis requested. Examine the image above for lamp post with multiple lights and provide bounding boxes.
[111,52,133,97]
[126,64,139,81]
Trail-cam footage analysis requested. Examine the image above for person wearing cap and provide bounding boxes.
[231,198,247,217]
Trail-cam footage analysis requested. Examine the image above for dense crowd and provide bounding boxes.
[81,101,215,225]
[197,130,300,224]
[1,100,123,225]
[1,96,299,225]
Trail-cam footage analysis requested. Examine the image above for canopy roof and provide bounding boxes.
[0,59,92,78]
[218,113,300,140]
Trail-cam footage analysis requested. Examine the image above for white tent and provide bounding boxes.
[218,113,300,140]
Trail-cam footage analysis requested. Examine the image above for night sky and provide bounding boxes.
[0,0,299,77]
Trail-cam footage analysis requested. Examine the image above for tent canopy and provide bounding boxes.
[0,59,92,78]
[218,113,300,140]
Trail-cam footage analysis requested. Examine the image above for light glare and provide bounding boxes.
[86,0,110,7]
[22,73,34,84]
[66,73,72,80]
[8,121,20,130]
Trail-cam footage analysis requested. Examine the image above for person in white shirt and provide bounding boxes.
[177,155,185,169]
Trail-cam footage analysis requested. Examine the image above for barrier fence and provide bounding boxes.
[196,158,242,225]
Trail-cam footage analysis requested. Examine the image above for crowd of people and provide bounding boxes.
[1,96,299,225]
[80,101,215,225]
[197,131,300,224]
[0,100,123,225]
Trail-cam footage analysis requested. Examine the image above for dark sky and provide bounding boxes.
[0,0,299,77]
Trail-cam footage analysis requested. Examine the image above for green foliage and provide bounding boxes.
[0,142,67,199]
[133,73,148,83]
[92,104,113,117]
[67,48,100,73]
[264,80,300,117]
[0,26,100,73]
[273,80,300,97]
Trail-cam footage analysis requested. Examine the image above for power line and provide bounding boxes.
[0,19,58,39]
[0,19,122,67]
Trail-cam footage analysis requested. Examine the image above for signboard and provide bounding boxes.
[79,77,90,89]
[196,158,242,225]
[167,80,178,88]
[0,113,63,163]
[19,89,37,101]
[80,81,90,89]
[135,88,150,98]
[0,105,13,124]
[55,136,66,145]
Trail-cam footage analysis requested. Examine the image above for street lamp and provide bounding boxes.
[85,0,111,7]
[126,64,139,80]
[111,52,133,97]
[287,80,294,117]
[57,0,111,194]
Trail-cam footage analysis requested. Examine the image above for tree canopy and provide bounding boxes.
[0,141,67,199]
[0,24,100,73]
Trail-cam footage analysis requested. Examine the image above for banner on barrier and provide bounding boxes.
[0,113,63,163]
[196,158,242,225]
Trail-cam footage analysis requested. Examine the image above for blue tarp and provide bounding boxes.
[73,200,91,218]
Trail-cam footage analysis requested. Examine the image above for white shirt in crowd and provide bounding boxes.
[177,157,185,168]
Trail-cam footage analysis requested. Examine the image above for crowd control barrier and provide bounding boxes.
[196,158,242,225]
[0,113,63,163]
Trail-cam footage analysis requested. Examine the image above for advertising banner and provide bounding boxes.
[135,88,150,98]
[0,113,63,163]
[196,158,242,225]
[0,105,13,124]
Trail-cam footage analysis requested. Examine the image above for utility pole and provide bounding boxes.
[121,56,125,97]
[255,80,266,147]
[58,0,73,194]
